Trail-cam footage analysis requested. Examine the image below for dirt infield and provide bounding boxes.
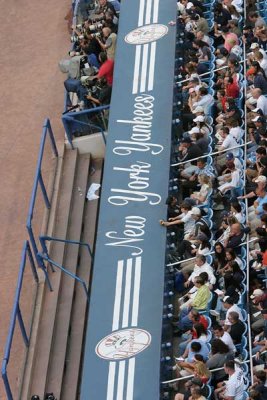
[0,1,70,397]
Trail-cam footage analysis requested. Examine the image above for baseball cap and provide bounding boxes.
[191,207,201,216]
[193,106,204,114]
[255,175,267,183]
[193,115,205,122]
[252,116,265,123]
[226,152,234,160]
[222,296,234,304]
[189,127,200,135]
[250,289,264,299]
[250,42,259,49]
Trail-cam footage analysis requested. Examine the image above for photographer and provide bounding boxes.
[96,27,117,60]
[96,52,114,85]
[86,78,112,106]
[97,0,118,18]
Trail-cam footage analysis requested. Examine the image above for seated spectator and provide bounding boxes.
[206,339,232,383]
[192,87,214,114]
[160,202,194,239]
[249,370,267,399]
[224,76,240,98]
[214,360,244,400]
[247,88,267,115]
[178,277,211,318]
[183,175,211,207]
[174,377,209,400]
[176,354,211,381]
[223,222,244,250]
[183,255,216,288]
[217,162,240,195]
[213,325,236,354]
[222,297,244,325]
[221,26,239,52]
[178,339,210,363]
[228,311,246,344]
[192,39,211,61]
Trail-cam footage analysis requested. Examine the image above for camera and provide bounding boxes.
[89,22,103,32]
[91,32,101,38]
[70,35,80,43]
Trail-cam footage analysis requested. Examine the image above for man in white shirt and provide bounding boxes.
[218,127,239,157]
[249,42,267,60]
[192,87,214,115]
[252,88,267,116]
[214,360,244,400]
[224,361,244,400]
[160,203,195,237]
[225,152,242,170]
[177,0,193,15]
[255,50,267,76]
[218,163,240,194]
[185,254,216,287]
[213,325,236,354]
[223,297,244,325]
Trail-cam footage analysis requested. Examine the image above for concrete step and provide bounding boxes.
[60,159,103,400]
[28,148,78,399]
[45,153,91,399]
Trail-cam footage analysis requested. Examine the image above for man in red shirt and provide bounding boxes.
[224,76,239,98]
[96,51,114,86]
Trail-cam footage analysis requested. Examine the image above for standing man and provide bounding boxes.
[96,27,117,59]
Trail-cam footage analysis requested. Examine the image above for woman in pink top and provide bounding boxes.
[222,26,238,52]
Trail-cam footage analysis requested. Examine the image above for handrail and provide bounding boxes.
[26,118,58,291]
[243,9,255,383]
[39,235,93,259]
[38,252,90,302]
[1,241,39,400]
[62,105,109,148]
[27,119,58,255]
[171,141,252,167]
[161,353,264,384]
[166,238,257,267]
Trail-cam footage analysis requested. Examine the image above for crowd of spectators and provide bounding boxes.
[59,0,120,133]
[160,0,267,398]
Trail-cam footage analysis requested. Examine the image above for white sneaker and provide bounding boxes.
[210,310,220,317]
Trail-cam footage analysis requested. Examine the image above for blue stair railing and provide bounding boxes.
[26,118,59,291]
[62,105,109,148]
[1,241,39,400]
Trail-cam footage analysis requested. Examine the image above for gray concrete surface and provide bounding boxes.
[0,1,70,397]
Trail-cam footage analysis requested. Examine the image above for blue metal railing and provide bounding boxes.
[38,252,90,302]
[39,235,93,259]
[62,105,109,148]
[26,118,58,291]
[1,241,39,400]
